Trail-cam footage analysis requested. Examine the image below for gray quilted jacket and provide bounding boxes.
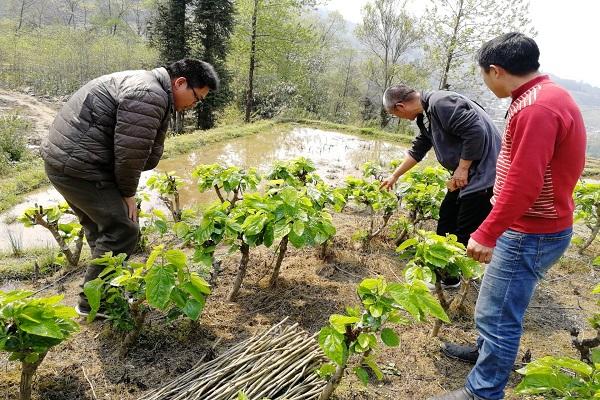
[42,67,173,197]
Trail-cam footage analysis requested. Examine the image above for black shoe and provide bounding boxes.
[441,342,479,364]
[75,302,108,320]
[426,277,461,290]
[428,388,475,400]
[441,276,461,289]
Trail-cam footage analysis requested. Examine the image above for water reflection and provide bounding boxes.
[0,128,408,250]
[157,128,408,208]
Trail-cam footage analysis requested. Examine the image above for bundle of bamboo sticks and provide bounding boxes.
[139,318,328,400]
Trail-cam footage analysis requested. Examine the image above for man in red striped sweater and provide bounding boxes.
[429,33,586,400]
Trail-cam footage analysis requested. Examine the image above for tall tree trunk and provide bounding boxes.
[244,0,259,123]
[174,111,184,133]
[17,0,26,31]
[439,0,464,90]
[334,54,353,118]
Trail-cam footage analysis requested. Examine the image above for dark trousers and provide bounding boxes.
[436,187,493,283]
[436,187,494,246]
[45,164,139,304]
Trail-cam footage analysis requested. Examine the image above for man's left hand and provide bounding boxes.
[452,166,469,189]
[467,237,494,263]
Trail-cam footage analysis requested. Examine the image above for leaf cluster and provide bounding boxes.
[397,231,482,283]
[18,203,82,243]
[83,247,211,330]
[0,291,79,364]
[397,166,449,222]
[318,277,448,384]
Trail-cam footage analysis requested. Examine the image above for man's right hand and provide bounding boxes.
[380,175,399,191]
[446,179,459,192]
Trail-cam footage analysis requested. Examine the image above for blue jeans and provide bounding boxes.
[465,227,572,400]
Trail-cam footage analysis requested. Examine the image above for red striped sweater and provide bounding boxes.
[471,75,586,247]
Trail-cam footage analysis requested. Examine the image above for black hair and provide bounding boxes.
[383,84,418,110]
[166,58,220,90]
[477,32,540,76]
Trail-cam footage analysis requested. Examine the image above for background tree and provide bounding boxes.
[355,0,422,127]
[190,0,234,129]
[228,0,319,123]
[148,0,187,132]
[424,0,536,93]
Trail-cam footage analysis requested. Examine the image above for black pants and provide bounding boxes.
[436,187,493,283]
[437,187,494,246]
[45,164,139,304]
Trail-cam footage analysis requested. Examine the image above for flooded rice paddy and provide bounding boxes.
[0,127,408,251]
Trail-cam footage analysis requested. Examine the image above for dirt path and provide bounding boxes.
[0,88,59,144]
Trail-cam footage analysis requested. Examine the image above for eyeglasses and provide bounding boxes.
[189,85,203,104]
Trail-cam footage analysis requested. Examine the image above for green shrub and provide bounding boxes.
[0,290,79,400]
[0,114,29,163]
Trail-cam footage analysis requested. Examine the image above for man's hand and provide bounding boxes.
[123,196,138,223]
[446,179,458,192]
[380,174,399,191]
[452,165,469,189]
[467,237,494,263]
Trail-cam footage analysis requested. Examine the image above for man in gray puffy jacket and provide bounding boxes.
[41,58,219,316]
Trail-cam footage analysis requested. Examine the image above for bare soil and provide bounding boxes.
[0,209,598,400]
[0,89,59,145]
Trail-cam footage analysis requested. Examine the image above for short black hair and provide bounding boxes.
[166,58,220,90]
[477,32,540,76]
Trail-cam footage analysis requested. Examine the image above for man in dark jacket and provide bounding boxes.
[41,58,219,315]
[380,85,501,287]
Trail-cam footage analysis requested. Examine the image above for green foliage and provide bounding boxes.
[266,157,318,186]
[146,172,185,221]
[176,201,231,269]
[190,0,235,130]
[83,247,211,330]
[224,186,335,251]
[0,22,158,96]
[338,175,398,244]
[589,283,600,331]
[0,114,28,167]
[425,0,536,91]
[340,176,398,215]
[229,0,324,120]
[397,231,482,284]
[18,203,80,241]
[360,161,385,181]
[146,172,184,199]
[515,354,600,398]
[0,290,79,363]
[574,181,600,252]
[397,166,449,223]
[193,164,261,205]
[355,0,423,127]
[18,203,84,268]
[267,186,337,249]
[318,277,448,384]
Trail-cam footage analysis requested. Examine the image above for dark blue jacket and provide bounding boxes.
[408,90,501,197]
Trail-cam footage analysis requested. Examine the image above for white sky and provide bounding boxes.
[323,0,600,87]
